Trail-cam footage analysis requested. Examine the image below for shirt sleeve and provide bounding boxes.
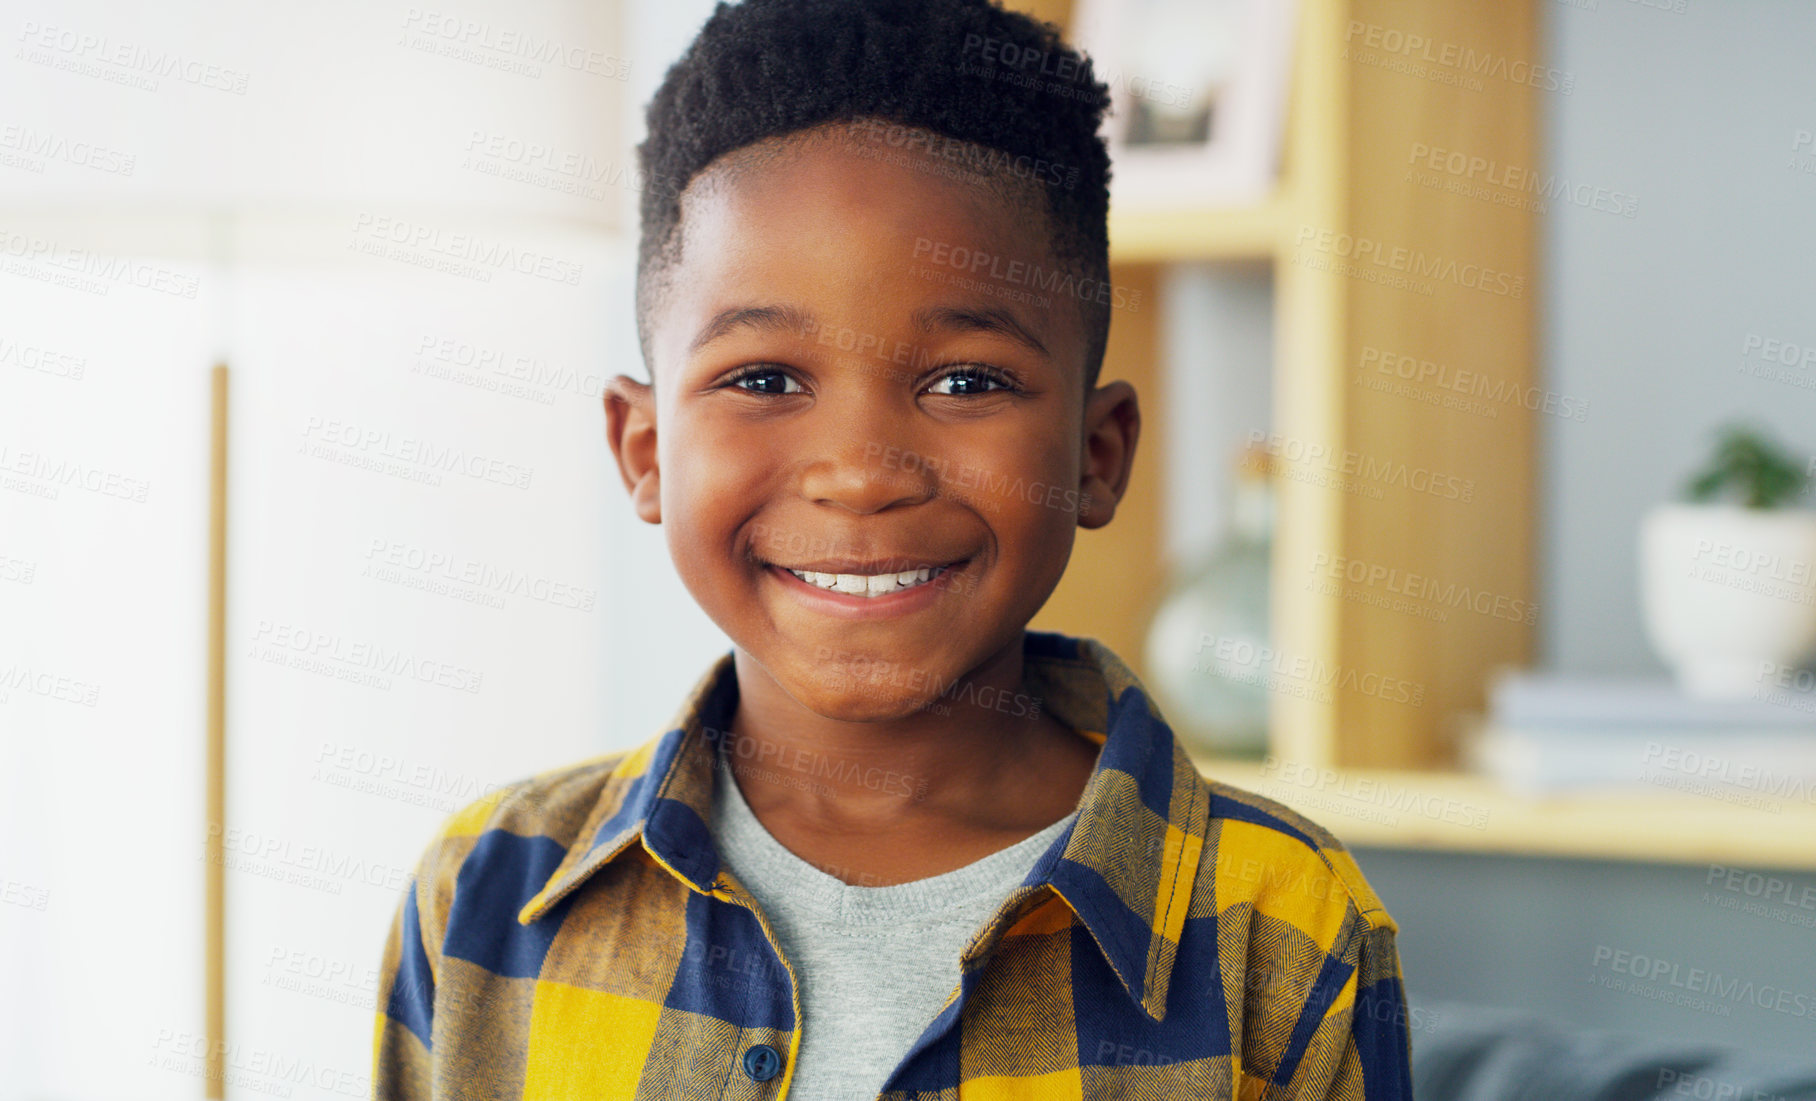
[372,851,445,1100]
[1277,916,1416,1101]
[1344,920,1415,1100]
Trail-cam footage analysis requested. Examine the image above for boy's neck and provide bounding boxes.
[723,632,1098,839]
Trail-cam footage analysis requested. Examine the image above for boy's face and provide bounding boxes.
[607,126,1137,721]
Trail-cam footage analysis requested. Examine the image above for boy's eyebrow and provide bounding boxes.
[688,304,813,355]
[913,304,1048,359]
[686,302,1049,359]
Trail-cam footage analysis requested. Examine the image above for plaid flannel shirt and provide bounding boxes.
[374,630,1414,1099]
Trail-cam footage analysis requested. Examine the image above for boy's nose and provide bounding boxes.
[799,434,940,515]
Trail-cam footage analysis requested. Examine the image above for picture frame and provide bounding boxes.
[1072,0,1299,209]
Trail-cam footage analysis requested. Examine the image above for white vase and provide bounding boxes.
[1639,503,1816,699]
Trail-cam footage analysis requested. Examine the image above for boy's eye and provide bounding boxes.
[926,366,1015,397]
[724,366,802,395]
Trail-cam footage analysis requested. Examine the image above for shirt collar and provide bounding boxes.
[514,630,1207,1023]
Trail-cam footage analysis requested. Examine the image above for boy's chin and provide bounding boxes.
[786,674,956,724]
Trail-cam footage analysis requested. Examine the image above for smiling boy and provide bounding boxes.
[373,1,1414,1098]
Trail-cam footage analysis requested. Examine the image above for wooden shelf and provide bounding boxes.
[1190,754,1816,871]
[1107,193,1289,264]
[1031,0,1541,782]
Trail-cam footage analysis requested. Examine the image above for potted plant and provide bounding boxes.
[1640,423,1816,699]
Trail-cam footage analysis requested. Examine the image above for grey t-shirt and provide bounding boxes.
[710,742,1077,1100]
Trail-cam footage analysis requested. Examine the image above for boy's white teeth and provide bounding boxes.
[786,566,943,596]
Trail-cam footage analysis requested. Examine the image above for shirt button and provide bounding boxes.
[741,1043,782,1082]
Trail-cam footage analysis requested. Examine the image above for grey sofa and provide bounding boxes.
[1411,1000,1816,1100]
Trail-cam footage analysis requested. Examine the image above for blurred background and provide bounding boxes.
[2,0,1814,1098]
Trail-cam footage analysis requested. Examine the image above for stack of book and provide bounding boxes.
[1464,670,1816,803]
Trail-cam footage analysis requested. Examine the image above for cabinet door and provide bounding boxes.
[218,236,642,1099]
[0,243,216,1098]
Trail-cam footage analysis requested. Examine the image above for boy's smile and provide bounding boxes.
[606,122,1138,811]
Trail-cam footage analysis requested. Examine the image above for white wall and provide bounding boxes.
[0,1,737,1097]
[1540,0,1816,675]
[219,231,624,1101]
[4,0,625,220]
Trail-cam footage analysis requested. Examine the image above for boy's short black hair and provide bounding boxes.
[635,0,1114,389]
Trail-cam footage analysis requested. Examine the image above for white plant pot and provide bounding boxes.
[1639,503,1816,699]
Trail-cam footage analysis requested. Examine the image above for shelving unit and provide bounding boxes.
[1020,0,1816,871]
[1105,196,1290,264]
[1006,0,1816,865]
[1031,0,1540,771]
[1192,752,1816,872]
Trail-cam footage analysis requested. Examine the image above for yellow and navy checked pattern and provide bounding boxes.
[374,631,1414,1099]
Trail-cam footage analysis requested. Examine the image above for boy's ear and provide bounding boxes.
[1077,379,1140,530]
[604,375,661,524]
